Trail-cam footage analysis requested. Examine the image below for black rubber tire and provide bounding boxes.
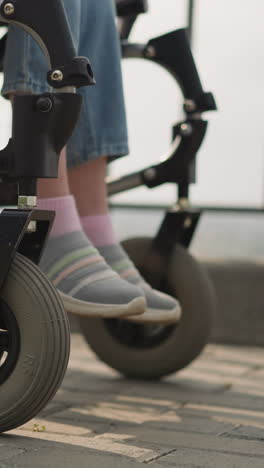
[78,237,216,379]
[0,253,70,433]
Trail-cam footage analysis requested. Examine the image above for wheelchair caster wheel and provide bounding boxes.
[78,237,216,379]
[0,253,70,433]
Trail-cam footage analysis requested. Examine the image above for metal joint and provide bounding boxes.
[2,2,15,16]
[50,70,64,82]
[180,122,193,137]
[184,99,197,113]
[18,196,37,209]
[144,168,157,181]
[175,198,190,211]
[145,46,156,58]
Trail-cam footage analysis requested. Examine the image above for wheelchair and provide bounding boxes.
[0,0,217,434]
[0,0,94,433]
[78,0,218,379]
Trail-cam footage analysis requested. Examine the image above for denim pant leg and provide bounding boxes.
[67,0,129,167]
[2,0,81,95]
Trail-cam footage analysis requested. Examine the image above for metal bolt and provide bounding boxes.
[184,99,196,113]
[27,221,37,233]
[51,70,63,82]
[180,122,193,137]
[3,2,15,15]
[36,97,53,113]
[177,198,190,211]
[144,168,157,181]
[18,196,37,209]
[184,217,192,229]
[145,46,156,59]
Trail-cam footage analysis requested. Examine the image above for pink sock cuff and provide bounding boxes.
[37,195,73,210]
[81,214,117,247]
[38,195,82,237]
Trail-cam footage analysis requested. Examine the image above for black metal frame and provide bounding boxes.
[187,0,195,43]
[117,0,262,215]
[111,3,216,255]
[0,0,94,290]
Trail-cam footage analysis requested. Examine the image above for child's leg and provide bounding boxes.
[69,158,181,325]
[37,151,146,319]
[67,0,181,324]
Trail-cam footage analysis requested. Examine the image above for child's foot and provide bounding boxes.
[97,244,182,325]
[39,231,146,318]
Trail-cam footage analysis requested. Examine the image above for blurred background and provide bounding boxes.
[111,0,264,208]
[108,0,264,261]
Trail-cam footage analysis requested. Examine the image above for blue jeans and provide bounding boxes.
[2,0,129,167]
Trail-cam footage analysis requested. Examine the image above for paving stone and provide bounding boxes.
[104,425,264,457]
[188,359,250,377]
[2,335,264,467]
[34,411,114,437]
[223,425,264,441]
[38,402,69,418]
[160,448,264,467]
[0,444,25,462]
[205,344,264,365]
[7,428,166,464]
[51,404,236,437]
[178,402,264,429]
[113,380,264,412]
[0,439,165,468]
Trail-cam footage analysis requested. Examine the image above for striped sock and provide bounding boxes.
[37,196,145,318]
[81,214,116,247]
[96,243,181,322]
[38,195,82,237]
[80,214,181,320]
[39,231,146,317]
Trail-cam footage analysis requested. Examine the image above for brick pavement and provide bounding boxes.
[1,334,264,467]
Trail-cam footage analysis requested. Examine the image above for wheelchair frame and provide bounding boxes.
[110,1,216,258]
